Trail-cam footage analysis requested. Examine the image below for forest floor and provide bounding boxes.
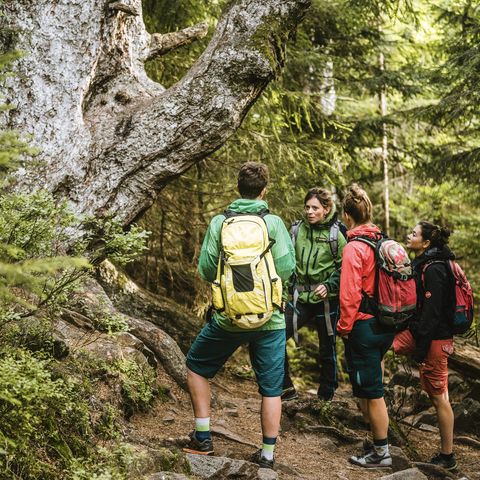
[129,350,480,480]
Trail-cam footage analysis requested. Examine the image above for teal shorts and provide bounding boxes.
[186,320,286,397]
[344,317,394,399]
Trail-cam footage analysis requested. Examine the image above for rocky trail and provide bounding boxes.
[124,348,480,480]
[58,274,480,479]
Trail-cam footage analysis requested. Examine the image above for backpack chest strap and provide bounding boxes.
[294,282,322,293]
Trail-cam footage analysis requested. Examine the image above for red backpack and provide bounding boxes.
[422,260,474,335]
[352,235,417,329]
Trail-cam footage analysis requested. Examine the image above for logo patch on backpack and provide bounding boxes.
[425,291,432,299]
[211,211,282,329]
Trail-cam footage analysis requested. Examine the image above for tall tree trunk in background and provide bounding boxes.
[379,52,390,236]
[0,0,310,226]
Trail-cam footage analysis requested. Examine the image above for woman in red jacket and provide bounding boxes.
[337,185,395,468]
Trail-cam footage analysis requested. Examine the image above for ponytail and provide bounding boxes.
[342,184,373,225]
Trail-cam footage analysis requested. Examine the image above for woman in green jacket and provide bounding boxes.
[282,187,347,401]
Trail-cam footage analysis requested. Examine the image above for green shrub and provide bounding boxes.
[0,349,92,479]
[107,359,157,416]
[94,312,130,335]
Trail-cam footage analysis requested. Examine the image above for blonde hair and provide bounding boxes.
[342,184,373,224]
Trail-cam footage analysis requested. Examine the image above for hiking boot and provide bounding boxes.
[182,431,214,455]
[251,449,275,469]
[430,453,457,471]
[317,387,334,402]
[317,393,334,402]
[349,450,392,468]
[362,438,374,454]
[281,387,298,401]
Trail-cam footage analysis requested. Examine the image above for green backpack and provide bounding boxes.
[212,210,282,329]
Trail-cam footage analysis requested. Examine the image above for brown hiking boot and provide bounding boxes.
[182,431,214,455]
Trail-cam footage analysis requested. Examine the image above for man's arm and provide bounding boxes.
[198,215,224,282]
[268,216,296,282]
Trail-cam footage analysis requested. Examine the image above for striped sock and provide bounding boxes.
[261,436,277,460]
[195,417,211,441]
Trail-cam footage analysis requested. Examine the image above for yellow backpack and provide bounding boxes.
[212,210,282,329]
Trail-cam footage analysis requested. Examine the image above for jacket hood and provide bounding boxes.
[413,245,455,269]
[227,198,269,214]
[346,223,381,241]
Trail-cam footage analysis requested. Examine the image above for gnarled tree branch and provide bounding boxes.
[147,22,209,60]
[1,0,310,225]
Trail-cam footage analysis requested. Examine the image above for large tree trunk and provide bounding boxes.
[0,0,310,388]
[1,0,310,224]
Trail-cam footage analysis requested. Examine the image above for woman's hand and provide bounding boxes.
[314,284,328,299]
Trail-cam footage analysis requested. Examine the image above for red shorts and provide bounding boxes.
[392,330,453,396]
[392,329,415,356]
[420,339,454,396]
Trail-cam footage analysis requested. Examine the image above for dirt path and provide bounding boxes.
[130,359,480,479]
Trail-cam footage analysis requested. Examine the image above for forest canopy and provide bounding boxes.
[134,0,480,317]
[1,0,479,478]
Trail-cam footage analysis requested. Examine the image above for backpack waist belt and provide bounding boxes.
[294,283,322,293]
[292,284,334,344]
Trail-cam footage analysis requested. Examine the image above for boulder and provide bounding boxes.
[413,462,456,479]
[390,446,412,472]
[402,407,437,428]
[466,380,480,401]
[388,369,419,388]
[317,437,338,452]
[380,468,427,480]
[146,474,189,480]
[186,454,277,479]
[447,373,465,393]
[123,445,189,478]
[453,397,480,435]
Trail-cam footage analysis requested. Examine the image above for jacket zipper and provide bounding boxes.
[305,227,314,301]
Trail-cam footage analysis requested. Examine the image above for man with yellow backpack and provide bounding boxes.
[183,162,295,469]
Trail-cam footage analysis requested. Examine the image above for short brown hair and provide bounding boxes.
[342,184,373,224]
[237,162,269,199]
[304,187,334,210]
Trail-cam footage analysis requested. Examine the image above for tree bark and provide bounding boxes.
[97,260,202,353]
[64,273,189,390]
[1,0,310,225]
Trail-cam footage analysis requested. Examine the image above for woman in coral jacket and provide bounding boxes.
[337,184,395,469]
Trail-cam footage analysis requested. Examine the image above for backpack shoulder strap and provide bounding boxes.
[329,221,340,259]
[421,259,447,285]
[258,208,270,218]
[223,208,270,219]
[290,220,303,247]
[349,235,377,250]
[223,209,237,219]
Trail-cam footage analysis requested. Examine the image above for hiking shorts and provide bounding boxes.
[344,317,394,399]
[419,339,454,397]
[186,320,286,397]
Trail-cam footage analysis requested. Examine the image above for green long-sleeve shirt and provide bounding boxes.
[198,198,295,331]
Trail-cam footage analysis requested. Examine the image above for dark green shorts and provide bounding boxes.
[344,317,394,399]
[186,320,286,397]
